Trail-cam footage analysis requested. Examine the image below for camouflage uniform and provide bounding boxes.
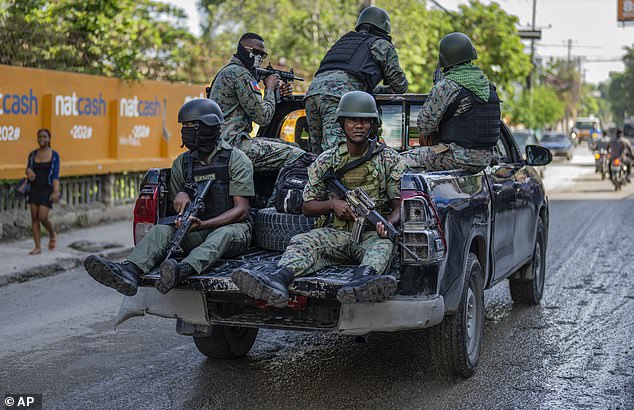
[209,57,304,171]
[127,140,254,274]
[278,142,406,277]
[304,38,408,153]
[401,78,493,173]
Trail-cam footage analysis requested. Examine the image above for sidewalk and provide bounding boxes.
[0,220,134,287]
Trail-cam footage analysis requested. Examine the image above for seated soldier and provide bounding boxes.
[401,32,500,173]
[232,91,406,307]
[84,99,254,295]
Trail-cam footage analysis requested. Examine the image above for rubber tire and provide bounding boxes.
[193,325,259,359]
[509,219,546,305]
[254,207,316,252]
[429,252,484,379]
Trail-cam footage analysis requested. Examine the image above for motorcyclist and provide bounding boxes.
[607,128,633,183]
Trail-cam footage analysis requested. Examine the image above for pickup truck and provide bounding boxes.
[116,94,552,379]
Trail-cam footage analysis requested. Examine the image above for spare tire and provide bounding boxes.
[254,207,316,251]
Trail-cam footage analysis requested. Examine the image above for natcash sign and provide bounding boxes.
[55,92,106,116]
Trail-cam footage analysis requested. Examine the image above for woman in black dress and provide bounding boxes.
[25,128,61,255]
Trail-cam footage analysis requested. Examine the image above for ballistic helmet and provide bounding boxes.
[335,91,379,121]
[355,6,391,34]
[438,32,478,69]
[178,98,224,126]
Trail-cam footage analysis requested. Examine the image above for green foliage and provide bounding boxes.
[505,85,565,130]
[604,45,634,126]
[0,0,198,81]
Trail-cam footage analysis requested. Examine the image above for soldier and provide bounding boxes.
[84,99,254,295]
[208,32,305,172]
[232,91,406,307]
[304,6,408,154]
[401,32,500,173]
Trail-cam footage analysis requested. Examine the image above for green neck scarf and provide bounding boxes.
[443,62,490,101]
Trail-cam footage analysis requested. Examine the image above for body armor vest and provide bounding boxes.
[332,150,389,232]
[315,31,384,91]
[439,84,501,149]
[183,149,232,220]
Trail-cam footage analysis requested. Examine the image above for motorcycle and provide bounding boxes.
[610,157,627,191]
[594,149,609,180]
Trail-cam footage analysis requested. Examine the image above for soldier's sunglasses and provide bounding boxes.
[244,46,268,59]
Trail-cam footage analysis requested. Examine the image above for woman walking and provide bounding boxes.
[25,128,61,255]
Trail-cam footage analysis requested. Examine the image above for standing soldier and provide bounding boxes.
[402,32,500,173]
[232,91,406,307]
[84,99,254,295]
[304,6,408,154]
[208,32,305,172]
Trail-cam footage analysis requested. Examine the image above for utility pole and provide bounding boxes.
[567,38,573,65]
[528,0,537,90]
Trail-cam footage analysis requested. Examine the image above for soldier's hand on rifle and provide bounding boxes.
[173,192,191,215]
[263,74,279,90]
[187,216,204,231]
[331,199,355,221]
[376,222,389,239]
[279,82,293,98]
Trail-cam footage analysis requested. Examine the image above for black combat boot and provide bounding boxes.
[157,259,196,295]
[337,265,398,304]
[84,255,142,296]
[231,266,295,308]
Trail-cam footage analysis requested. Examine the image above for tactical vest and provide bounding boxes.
[315,31,384,91]
[182,149,232,220]
[439,84,501,149]
[332,149,389,232]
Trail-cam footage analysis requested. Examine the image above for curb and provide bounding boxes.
[0,246,133,287]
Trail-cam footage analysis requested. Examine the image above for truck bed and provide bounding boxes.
[138,247,400,300]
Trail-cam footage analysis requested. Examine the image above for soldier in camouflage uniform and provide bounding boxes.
[232,91,406,307]
[401,32,500,173]
[304,6,408,154]
[84,99,254,296]
[209,32,305,172]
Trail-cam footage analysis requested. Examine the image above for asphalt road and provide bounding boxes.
[1,148,633,409]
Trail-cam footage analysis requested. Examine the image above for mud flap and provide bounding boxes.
[114,287,209,328]
[337,295,445,336]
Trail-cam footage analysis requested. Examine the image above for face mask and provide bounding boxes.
[181,126,198,151]
[197,123,220,155]
[253,54,264,68]
[236,43,256,68]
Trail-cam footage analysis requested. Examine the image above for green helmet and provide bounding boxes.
[438,32,478,69]
[178,98,224,126]
[335,91,379,121]
[355,6,391,34]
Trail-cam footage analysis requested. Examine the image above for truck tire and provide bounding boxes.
[193,325,259,359]
[254,207,316,251]
[429,252,484,379]
[509,219,546,305]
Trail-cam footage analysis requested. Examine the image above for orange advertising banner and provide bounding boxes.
[0,65,206,179]
[618,0,634,21]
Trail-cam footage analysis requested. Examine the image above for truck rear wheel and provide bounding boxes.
[429,252,484,379]
[509,219,546,305]
[193,325,259,359]
[254,207,316,251]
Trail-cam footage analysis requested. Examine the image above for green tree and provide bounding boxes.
[604,45,634,126]
[0,0,198,81]
[505,85,565,130]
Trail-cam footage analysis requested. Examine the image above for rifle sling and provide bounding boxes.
[333,138,386,181]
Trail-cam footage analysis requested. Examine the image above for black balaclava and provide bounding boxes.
[235,43,264,69]
[181,122,221,158]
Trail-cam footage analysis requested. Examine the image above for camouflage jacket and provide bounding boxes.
[304,142,406,231]
[305,38,408,98]
[209,57,276,146]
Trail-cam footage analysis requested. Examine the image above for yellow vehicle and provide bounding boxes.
[571,117,602,144]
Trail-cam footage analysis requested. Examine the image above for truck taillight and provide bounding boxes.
[133,186,158,245]
[400,192,445,265]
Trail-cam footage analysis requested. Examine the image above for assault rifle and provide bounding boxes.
[322,171,421,262]
[164,179,214,260]
[256,64,304,103]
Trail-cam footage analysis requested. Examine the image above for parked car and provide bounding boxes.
[119,94,552,379]
[540,131,574,160]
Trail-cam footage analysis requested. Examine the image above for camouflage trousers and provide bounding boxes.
[126,222,251,274]
[238,136,305,172]
[304,95,345,154]
[401,143,493,173]
[278,227,394,277]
